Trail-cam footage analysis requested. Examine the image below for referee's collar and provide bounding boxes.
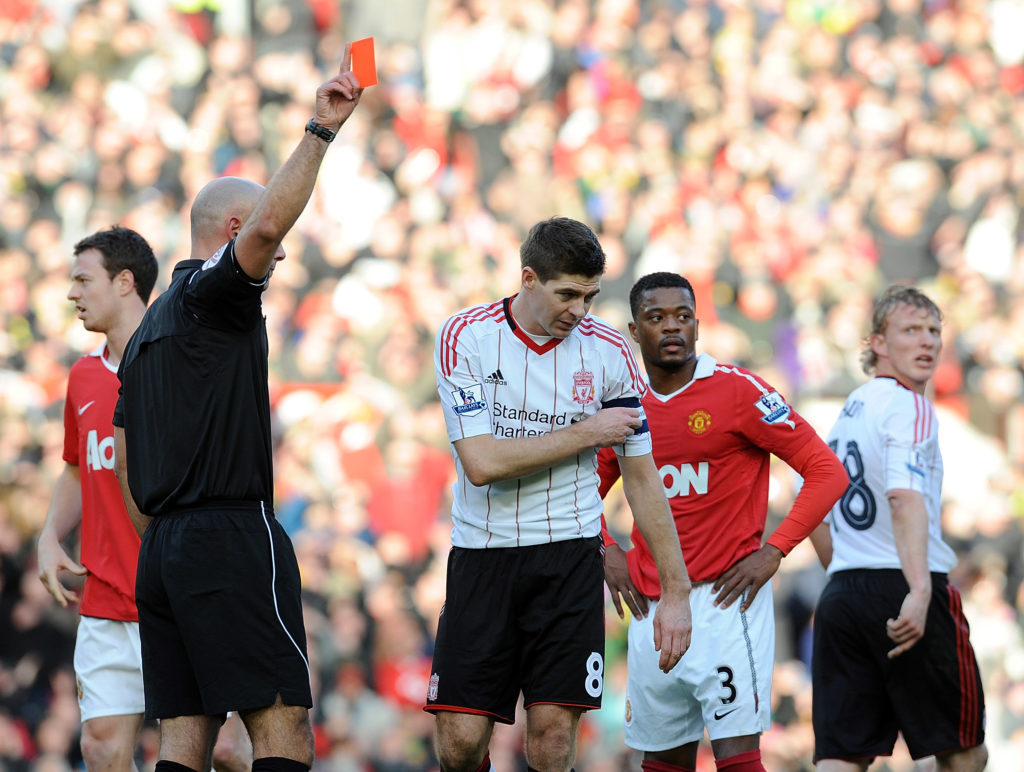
[172,259,204,279]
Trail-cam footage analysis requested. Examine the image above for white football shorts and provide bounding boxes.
[624,581,774,750]
[74,616,145,721]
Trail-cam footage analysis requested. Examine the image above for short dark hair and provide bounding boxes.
[629,272,696,320]
[520,217,605,283]
[861,284,943,374]
[74,226,159,303]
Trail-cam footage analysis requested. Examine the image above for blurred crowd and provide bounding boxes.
[1,0,1023,770]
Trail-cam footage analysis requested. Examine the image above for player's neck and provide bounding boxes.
[104,308,145,366]
[647,361,698,396]
[508,294,547,338]
[874,369,928,396]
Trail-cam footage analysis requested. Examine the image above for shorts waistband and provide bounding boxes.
[830,568,949,582]
[156,500,273,517]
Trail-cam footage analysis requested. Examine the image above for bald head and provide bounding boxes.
[190,176,265,256]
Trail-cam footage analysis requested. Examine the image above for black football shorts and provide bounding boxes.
[136,506,313,719]
[424,536,606,723]
[812,569,985,762]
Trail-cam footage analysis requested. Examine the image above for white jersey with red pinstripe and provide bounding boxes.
[435,296,652,549]
[824,376,956,575]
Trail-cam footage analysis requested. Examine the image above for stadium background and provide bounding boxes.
[1,0,1022,769]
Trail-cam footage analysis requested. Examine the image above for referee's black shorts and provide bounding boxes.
[812,569,985,762]
[424,536,605,724]
[135,505,313,719]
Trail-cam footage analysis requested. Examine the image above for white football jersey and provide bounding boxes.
[436,298,652,548]
[825,376,956,574]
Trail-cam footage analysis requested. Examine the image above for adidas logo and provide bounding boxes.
[484,369,508,385]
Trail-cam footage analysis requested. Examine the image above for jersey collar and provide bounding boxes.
[88,343,118,374]
[647,352,718,401]
[173,259,205,279]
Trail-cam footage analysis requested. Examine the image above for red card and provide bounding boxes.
[351,37,377,87]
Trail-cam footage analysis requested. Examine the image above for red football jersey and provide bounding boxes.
[598,354,840,593]
[62,346,140,621]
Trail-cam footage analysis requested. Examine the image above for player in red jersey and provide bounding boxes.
[598,272,847,772]
[36,226,250,772]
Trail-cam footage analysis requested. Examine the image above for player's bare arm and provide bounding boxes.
[114,426,152,537]
[809,521,833,569]
[454,406,642,486]
[37,464,86,606]
[234,44,364,280]
[886,487,931,658]
[603,541,650,620]
[618,453,692,672]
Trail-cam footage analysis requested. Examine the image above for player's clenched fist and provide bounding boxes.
[580,406,643,448]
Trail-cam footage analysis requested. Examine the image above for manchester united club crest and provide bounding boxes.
[687,409,711,435]
[572,368,595,405]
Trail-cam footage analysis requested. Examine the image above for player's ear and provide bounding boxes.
[628,321,639,342]
[227,215,245,240]
[116,269,136,297]
[869,332,887,360]
[521,266,538,290]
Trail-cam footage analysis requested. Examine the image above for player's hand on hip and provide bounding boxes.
[37,541,86,607]
[314,43,364,130]
[651,591,692,673]
[712,544,783,612]
[585,407,642,448]
[604,543,649,620]
[886,589,930,658]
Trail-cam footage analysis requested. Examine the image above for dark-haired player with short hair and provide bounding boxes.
[426,219,693,772]
[598,271,846,772]
[812,285,987,771]
[37,226,158,772]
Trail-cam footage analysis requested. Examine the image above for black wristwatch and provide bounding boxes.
[305,118,336,143]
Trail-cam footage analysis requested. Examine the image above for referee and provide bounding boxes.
[112,50,364,772]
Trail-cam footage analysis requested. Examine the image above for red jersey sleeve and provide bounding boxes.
[729,370,847,556]
[765,437,847,555]
[597,445,622,547]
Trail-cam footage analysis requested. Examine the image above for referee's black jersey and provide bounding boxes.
[114,240,274,516]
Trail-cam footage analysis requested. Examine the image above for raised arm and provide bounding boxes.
[233,46,364,280]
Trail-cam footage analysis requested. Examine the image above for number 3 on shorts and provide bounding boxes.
[585,652,604,697]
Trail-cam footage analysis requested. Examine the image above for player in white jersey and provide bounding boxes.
[424,217,692,772]
[811,285,986,771]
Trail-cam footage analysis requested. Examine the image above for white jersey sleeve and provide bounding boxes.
[880,391,935,495]
[434,304,497,444]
